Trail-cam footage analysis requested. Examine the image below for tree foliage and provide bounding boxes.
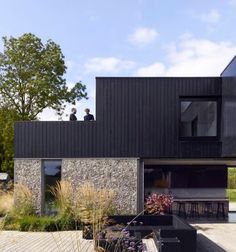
[0,108,20,177]
[0,33,88,176]
[0,33,87,120]
[228,168,236,189]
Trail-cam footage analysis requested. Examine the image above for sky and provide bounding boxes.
[1,0,236,120]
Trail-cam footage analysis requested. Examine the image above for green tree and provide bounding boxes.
[0,108,19,177]
[0,33,87,120]
[228,168,236,189]
[0,33,88,176]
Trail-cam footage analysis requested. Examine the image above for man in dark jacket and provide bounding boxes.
[84,108,94,121]
[70,107,77,121]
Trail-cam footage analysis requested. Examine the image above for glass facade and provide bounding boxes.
[180,100,217,137]
[170,166,227,188]
[144,165,227,190]
[43,160,61,213]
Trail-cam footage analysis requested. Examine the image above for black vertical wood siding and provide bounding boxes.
[221,56,236,157]
[15,77,222,158]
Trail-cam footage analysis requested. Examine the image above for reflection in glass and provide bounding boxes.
[144,165,227,190]
[180,101,217,137]
[43,160,61,214]
[224,101,236,136]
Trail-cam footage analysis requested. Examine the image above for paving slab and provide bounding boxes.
[2,224,236,252]
[0,231,94,252]
[0,231,159,252]
[192,223,236,252]
[229,202,236,211]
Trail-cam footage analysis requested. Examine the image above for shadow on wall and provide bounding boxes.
[197,234,226,252]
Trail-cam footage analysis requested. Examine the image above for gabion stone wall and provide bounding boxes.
[14,159,42,214]
[62,158,139,214]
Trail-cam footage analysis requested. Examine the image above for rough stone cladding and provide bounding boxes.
[14,159,42,214]
[62,158,138,214]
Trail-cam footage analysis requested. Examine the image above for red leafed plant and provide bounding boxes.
[145,193,173,215]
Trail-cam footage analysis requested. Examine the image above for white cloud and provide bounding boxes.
[199,9,221,24]
[128,27,158,47]
[136,63,166,77]
[135,36,236,77]
[85,57,136,73]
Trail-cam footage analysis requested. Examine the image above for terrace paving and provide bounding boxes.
[229,202,236,211]
[0,231,93,252]
[193,223,236,252]
[0,230,158,252]
[0,221,236,251]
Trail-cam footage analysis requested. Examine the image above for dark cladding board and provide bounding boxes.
[221,56,236,157]
[15,77,222,158]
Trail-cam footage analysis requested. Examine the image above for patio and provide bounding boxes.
[0,230,159,252]
[0,220,236,252]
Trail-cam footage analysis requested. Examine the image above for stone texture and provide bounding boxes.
[14,159,42,214]
[62,158,138,214]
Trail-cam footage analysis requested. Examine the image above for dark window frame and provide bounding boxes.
[42,159,62,214]
[179,96,221,141]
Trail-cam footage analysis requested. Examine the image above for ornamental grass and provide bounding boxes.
[13,184,34,216]
[50,180,74,216]
[74,182,116,248]
[0,190,14,216]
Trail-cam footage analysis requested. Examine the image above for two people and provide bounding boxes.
[69,107,94,121]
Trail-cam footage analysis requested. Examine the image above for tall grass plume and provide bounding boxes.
[50,180,74,216]
[0,190,13,216]
[14,184,34,216]
[74,182,116,248]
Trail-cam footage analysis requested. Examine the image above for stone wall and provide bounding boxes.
[62,158,139,214]
[14,159,42,214]
[14,158,139,215]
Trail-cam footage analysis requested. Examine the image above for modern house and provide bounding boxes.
[14,56,236,215]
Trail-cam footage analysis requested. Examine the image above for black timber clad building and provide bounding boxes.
[14,57,236,215]
[15,77,222,159]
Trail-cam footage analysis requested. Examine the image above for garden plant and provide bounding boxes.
[0,182,174,252]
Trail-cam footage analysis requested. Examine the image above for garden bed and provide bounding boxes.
[100,214,197,252]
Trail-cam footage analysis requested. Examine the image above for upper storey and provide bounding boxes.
[15,76,223,159]
[221,56,236,157]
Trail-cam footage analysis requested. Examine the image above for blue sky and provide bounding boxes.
[1,0,236,120]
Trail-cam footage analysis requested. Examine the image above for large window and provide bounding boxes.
[180,99,218,137]
[43,160,61,214]
[170,166,227,188]
[144,165,227,189]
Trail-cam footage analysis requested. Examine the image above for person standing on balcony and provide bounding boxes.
[84,108,94,121]
[69,107,77,121]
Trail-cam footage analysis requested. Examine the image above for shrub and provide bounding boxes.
[145,193,173,215]
[228,168,236,189]
[54,214,81,231]
[1,181,115,235]
[3,214,81,232]
[97,228,144,252]
[227,189,236,202]
[97,211,147,252]
[18,216,57,231]
[1,214,21,230]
